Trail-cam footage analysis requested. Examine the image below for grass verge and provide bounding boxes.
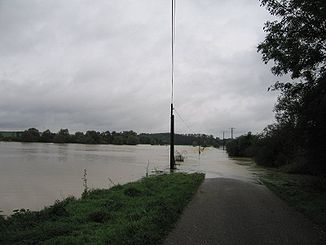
[0,172,204,244]
[258,170,326,231]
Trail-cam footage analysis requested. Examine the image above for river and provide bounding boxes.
[0,142,254,215]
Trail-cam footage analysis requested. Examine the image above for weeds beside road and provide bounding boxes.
[0,172,204,244]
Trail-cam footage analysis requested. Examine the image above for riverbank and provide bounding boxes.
[258,169,326,232]
[0,173,204,244]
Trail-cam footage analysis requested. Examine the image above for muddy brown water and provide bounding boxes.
[0,142,255,215]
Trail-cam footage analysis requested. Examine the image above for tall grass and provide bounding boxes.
[0,172,204,244]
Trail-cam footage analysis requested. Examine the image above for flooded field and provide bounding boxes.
[0,142,254,215]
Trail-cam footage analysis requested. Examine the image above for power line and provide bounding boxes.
[174,107,192,132]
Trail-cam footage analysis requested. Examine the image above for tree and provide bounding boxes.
[258,0,326,82]
[112,135,123,145]
[85,131,101,144]
[100,131,111,144]
[126,135,139,145]
[54,129,70,143]
[21,128,41,142]
[226,132,257,158]
[74,132,86,143]
[40,129,55,142]
[258,0,326,172]
[253,124,298,167]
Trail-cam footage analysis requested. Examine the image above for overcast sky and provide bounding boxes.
[0,0,280,137]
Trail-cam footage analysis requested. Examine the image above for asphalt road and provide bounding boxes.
[164,178,326,245]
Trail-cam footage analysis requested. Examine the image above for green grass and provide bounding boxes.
[259,170,326,231]
[0,173,204,244]
[236,159,326,231]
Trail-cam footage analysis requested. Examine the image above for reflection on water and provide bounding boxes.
[0,142,255,215]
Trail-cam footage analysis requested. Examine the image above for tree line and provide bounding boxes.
[227,0,326,175]
[0,128,220,147]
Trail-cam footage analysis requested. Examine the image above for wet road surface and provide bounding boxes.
[164,178,326,245]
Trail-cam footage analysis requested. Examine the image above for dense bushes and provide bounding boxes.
[226,132,256,158]
[230,77,326,173]
[252,125,298,167]
[227,121,325,173]
[233,0,326,174]
[226,127,296,167]
[227,130,287,167]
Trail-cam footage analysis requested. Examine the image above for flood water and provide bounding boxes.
[0,142,254,215]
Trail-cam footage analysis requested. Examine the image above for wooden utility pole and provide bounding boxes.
[170,0,176,170]
[230,127,235,139]
[222,131,225,150]
[170,103,175,170]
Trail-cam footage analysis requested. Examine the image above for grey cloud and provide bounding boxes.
[0,0,279,137]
